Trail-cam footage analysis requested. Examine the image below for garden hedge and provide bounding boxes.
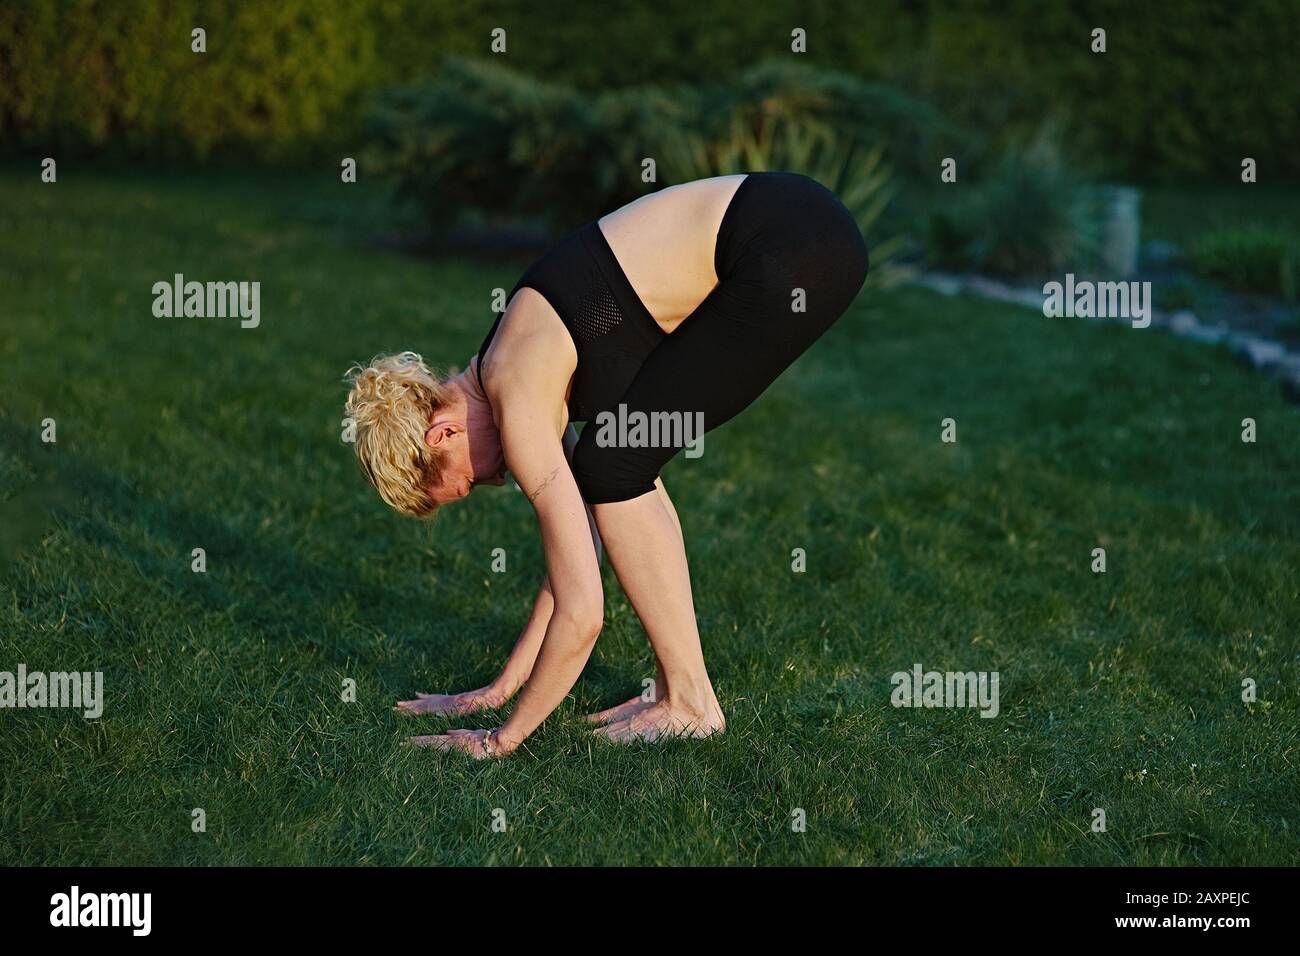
[2,0,1295,178]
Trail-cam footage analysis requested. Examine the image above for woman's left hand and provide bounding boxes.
[404,729,510,759]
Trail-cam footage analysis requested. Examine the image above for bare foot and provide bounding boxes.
[586,678,664,725]
[594,699,725,744]
[585,694,656,726]
[394,686,507,717]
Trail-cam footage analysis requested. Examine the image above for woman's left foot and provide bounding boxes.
[593,699,725,744]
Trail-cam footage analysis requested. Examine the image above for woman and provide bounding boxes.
[345,172,868,757]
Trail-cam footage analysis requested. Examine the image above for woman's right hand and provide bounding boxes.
[393,685,510,717]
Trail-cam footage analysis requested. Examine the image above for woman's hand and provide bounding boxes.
[403,728,520,759]
[393,685,508,717]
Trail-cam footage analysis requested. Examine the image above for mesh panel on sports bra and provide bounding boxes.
[569,272,625,344]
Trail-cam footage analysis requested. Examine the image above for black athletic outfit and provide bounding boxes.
[475,172,869,504]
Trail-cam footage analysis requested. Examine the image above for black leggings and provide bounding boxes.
[571,172,869,504]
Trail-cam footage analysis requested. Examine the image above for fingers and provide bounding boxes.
[393,695,469,716]
[394,697,452,715]
[402,730,490,759]
[394,692,497,717]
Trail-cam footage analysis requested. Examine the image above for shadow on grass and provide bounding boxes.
[0,416,512,673]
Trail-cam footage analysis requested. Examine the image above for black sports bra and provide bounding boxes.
[475,220,666,422]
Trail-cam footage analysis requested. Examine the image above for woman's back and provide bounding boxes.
[598,174,748,333]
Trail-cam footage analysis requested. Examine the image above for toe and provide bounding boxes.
[593,717,629,741]
[585,704,628,725]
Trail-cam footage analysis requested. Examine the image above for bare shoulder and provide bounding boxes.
[481,288,575,391]
[481,287,573,434]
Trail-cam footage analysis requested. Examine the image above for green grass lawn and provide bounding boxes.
[1,166,1297,866]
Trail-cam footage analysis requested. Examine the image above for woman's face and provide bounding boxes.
[424,410,507,506]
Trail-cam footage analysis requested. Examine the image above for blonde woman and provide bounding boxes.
[345,172,868,757]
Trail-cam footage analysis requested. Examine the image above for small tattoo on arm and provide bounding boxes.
[527,467,561,503]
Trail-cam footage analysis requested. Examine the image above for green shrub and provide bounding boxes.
[366,58,912,284]
[679,60,967,179]
[1153,275,1202,312]
[0,0,382,161]
[363,58,616,231]
[1191,224,1300,302]
[660,112,910,288]
[925,126,1104,278]
[2,0,1297,178]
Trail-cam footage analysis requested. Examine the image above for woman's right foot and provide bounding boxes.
[593,697,725,744]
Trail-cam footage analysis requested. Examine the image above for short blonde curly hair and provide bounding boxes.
[343,351,454,517]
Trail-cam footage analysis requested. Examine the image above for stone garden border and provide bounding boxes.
[913,271,1300,405]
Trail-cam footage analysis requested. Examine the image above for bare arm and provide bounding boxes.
[491,424,601,696]
[507,472,674,701]
[491,404,604,752]
[567,423,604,562]
[398,299,600,720]
[407,290,607,755]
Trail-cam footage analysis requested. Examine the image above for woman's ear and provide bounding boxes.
[423,421,461,450]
